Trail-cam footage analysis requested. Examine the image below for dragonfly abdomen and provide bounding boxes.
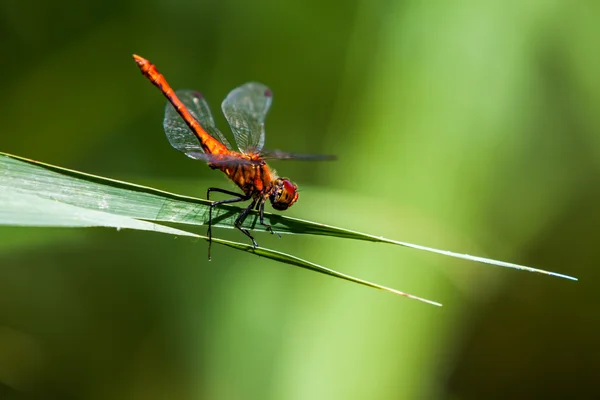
[133,55,229,156]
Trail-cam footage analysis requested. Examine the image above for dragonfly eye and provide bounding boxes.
[270,178,299,210]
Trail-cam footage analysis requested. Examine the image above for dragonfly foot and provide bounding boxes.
[262,224,281,238]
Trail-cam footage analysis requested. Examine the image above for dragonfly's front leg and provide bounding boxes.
[259,201,281,238]
[234,198,259,248]
[207,187,251,260]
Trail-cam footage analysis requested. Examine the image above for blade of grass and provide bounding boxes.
[0,151,577,281]
[215,240,442,306]
[270,217,579,281]
[0,183,440,305]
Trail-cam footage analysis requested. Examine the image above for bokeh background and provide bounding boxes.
[1,1,599,399]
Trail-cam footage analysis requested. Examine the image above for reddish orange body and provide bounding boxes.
[134,54,302,257]
[134,55,297,208]
[134,56,228,156]
[134,55,283,201]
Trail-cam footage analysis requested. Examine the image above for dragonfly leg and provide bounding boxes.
[207,187,247,200]
[233,199,259,248]
[207,187,250,260]
[259,201,281,238]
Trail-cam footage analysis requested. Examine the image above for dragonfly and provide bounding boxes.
[133,55,335,259]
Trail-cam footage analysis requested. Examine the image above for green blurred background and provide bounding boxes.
[1,0,598,399]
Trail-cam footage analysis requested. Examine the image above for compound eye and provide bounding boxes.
[270,179,298,210]
[282,180,297,196]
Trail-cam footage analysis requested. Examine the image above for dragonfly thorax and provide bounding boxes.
[269,178,299,210]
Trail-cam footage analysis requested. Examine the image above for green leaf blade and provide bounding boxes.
[0,151,577,293]
[0,151,439,305]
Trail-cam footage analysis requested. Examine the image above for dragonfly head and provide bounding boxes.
[270,178,299,210]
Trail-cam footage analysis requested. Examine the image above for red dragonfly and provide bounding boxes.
[133,55,335,258]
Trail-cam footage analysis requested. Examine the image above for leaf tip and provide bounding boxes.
[549,272,578,281]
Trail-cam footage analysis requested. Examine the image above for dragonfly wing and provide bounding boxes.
[261,149,337,161]
[186,152,261,166]
[221,82,272,154]
[164,89,233,158]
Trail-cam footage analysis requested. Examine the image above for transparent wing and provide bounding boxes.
[261,150,337,162]
[186,150,336,167]
[186,152,262,166]
[221,82,272,154]
[164,90,233,158]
